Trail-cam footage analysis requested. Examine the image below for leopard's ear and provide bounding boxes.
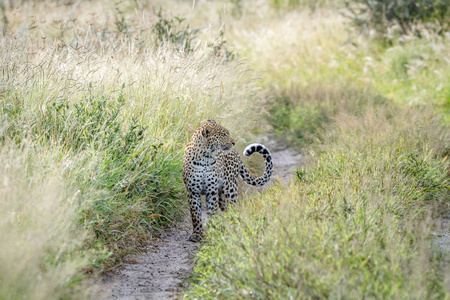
[202,127,210,138]
[202,121,215,138]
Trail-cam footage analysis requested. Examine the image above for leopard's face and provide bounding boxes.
[201,120,235,152]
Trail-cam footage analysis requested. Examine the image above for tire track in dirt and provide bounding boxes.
[90,136,303,300]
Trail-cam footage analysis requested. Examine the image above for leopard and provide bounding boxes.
[182,120,273,242]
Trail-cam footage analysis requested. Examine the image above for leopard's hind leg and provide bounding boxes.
[222,178,238,207]
[206,191,219,219]
[218,187,227,211]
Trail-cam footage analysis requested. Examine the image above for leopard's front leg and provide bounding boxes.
[187,192,203,242]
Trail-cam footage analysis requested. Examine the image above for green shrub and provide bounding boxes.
[268,83,387,145]
[153,10,197,53]
[268,95,329,144]
[344,0,450,37]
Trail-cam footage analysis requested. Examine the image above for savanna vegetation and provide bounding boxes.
[0,0,448,299]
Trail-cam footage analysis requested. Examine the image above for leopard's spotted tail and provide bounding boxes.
[239,143,273,186]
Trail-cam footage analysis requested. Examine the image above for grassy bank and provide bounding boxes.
[0,1,262,298]
[186,2,449,299]
[226,6,449,144]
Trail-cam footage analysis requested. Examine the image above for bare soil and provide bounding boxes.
[434,215,450,254]
[90,136,303,300]
[90,220,198,300]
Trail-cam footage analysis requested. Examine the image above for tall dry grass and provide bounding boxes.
[1,0,265,298]
[0,147,89,300]
[224,3,449,141]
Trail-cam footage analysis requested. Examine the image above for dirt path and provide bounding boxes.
[256,135,302,183]
[90,136,303,300]
[90,219,198,300]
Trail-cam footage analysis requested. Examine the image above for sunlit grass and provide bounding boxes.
[0,147,90,300]
[226,7,449,137]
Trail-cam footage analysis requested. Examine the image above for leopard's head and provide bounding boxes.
[201,120,235,151]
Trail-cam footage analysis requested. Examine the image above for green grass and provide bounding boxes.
[267,82,387,145]
[264,35,450,145]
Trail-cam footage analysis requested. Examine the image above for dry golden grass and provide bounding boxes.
[0,147,89,299]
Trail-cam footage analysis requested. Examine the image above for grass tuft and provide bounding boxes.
[0,147,90,300]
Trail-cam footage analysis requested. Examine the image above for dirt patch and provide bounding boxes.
[90,136,303,300]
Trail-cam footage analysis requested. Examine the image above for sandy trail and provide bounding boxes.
[90,136,302,300]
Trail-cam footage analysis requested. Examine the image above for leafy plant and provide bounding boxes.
[153,10,197,52]
[207,27,236,62]
[114,4,129,34]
